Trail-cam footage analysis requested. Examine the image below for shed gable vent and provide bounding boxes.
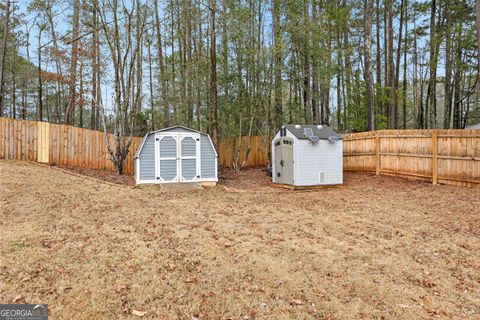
[319,172,325,183]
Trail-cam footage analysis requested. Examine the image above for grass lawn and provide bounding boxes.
[1,160,479,319]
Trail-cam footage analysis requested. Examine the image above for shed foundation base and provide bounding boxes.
[272,183,340,190]
[200,181,217,187]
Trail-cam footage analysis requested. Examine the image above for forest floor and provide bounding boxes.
[1,160,480,319]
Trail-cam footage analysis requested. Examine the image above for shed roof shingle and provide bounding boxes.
[284,125,342,140]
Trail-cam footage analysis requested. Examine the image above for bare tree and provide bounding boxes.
[98,0,146,174]
[65,0,81,125]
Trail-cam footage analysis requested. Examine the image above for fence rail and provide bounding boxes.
[1,117,479,188]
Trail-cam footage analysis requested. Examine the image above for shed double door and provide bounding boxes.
[156,133,200,183]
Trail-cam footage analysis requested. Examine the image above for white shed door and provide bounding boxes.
[180,135,200,182]
[156,133,200,183]
[158,136,179,182]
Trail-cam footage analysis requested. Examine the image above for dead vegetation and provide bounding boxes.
[1,160,479,319]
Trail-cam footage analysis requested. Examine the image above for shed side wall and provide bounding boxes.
[201,135,216,179]
[139,134,156,181]
[295,140,343,186]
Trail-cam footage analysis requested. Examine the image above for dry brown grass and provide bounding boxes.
[1,160,479,319]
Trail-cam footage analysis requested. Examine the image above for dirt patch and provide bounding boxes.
[219,167,280,192]
[1,160,480,319]
[52,164,136,187]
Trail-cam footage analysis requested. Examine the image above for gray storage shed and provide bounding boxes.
[272,125,343,186]
[134,126,218,185]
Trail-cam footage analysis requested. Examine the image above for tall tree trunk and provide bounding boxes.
[444,6,453,129]
[321,21,332,126]
[11,37,16,118]
[79,59,84,128]
[453,22,463,129]
[343,8,352,128]
[37,26,44,121]
[0,0,11,116]
[154,0,169,127]
[476,0,480,77]
[402,0,407,129]
[272,0,283,129]
[365,0,375,131]
[413,8,421,128]
[383,0,388,117]
[91,0,99,129]
[336,24,342,130]
[426,0,437,129]
[375,0,382,116]
[21,77,26,120]
[386,0,395,128]
[312,3,320,124]
[148,37,155,130]
[209,0,218,150]
[65,0,81,125]
[302,0,311,122]
[47,2,64,123]
[394,0,405,128]
[170,0,177,122]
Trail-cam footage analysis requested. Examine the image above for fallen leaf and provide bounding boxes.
[185,277,198,283]
[291,299,302,305]
[13,294,22,303]
[115,282,126,293]
[132,310,147,317]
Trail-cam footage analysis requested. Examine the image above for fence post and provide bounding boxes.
[432,131,438,185]
[375,133,380,175]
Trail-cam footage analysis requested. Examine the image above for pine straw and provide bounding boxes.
[1,160,479,319]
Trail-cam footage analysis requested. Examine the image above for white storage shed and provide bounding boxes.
[134,126,218,185]
[272,125,343,186]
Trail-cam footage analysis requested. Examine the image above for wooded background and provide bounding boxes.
[1,117,479,188]
[0,0,479,141]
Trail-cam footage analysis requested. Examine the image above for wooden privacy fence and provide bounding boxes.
[0,117,267,174]
[1,117,479,188]
[0,117,141,174]
[218,135,269,168]
[343,129,480,188]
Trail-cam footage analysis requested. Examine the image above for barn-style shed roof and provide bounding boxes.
[284,125,342,140]
[135,125,217,159]
[149,125,207,135]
